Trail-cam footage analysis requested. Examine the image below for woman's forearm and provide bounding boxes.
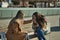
[24,20,32,24]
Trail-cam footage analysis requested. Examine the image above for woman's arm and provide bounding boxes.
[23,19,32,24]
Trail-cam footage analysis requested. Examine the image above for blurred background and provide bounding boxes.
[0,0,60,8]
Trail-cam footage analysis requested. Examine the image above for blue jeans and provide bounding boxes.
[35,27,46,40]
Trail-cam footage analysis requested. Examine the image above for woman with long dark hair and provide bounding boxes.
[32,12,47,40]
[6,10,32,40]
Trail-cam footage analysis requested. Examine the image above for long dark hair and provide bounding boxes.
[33,12,44,28]
[15,10,23,19]
[33,12,39,23]
[33,12,40,25]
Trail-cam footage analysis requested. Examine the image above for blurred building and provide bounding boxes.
[0,0,60,8]
[29,0,59,8]
[12,0,59,8]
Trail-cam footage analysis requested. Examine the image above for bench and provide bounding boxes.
[0,32,37,40]
[28,32,37,39]
[0,31,50,40]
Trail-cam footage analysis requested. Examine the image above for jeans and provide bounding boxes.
[36,27,46,40]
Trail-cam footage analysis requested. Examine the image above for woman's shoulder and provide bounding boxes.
[15,19,23,24]
[9,18,18,25]
[8,18,19,27]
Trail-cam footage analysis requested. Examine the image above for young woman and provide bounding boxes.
[32,12,47,40]
[6,10,32,40]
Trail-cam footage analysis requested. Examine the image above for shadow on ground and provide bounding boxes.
[51,26,60,32]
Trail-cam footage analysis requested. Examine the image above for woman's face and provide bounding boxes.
[32,15,37,24]
[32,15,36,20]
[18,13,24,19]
